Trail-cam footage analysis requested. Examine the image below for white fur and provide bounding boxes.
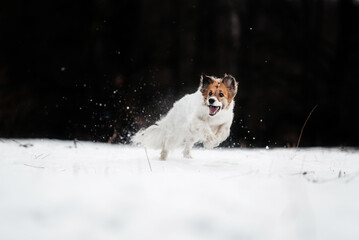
[132,89,235,160]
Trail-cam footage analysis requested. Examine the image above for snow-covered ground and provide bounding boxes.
[1,139,359,240]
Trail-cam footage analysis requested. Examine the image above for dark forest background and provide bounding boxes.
[1,0,359,147]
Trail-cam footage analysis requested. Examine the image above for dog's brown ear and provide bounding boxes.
[199,74,214,93]
[222,74,238,97]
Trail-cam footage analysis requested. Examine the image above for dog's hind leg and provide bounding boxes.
[160,149,168,160]
[160,136,172,160]
[160,140,168,160]
[183,138,195,159]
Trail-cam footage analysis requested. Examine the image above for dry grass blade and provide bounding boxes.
[297,104,318,148]
[144,147,152,172]
[24,164,44,169]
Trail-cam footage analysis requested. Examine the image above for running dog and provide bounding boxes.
[132,74,238,160]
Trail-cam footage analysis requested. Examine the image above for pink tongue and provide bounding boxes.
[209,106,218,115]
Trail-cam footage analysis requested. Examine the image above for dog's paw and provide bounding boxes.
[205,133,217,143]
[203,133,219,149]
[160,149,168,161]
[203,141,213,149]
[203,140,220,149]
[182,148,193,159]
[183,152,193,159]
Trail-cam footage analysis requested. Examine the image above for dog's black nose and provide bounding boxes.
[208,98,215,104]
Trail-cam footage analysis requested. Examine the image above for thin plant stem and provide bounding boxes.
[297,104,318,148]
[144,147,152,172]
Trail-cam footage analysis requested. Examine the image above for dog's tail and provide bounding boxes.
[131,124,164,149]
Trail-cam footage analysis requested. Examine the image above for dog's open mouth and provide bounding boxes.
[209,105,220,116]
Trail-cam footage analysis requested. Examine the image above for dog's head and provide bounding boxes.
[199,74,238,116]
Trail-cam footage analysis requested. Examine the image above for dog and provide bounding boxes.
[132,74,238,160]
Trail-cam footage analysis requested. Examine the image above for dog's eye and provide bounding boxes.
[209,91,213,96]
[219,93,224,97]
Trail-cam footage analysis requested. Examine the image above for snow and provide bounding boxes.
[1,139,359,240]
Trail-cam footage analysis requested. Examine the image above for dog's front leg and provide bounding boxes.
[214,124,230,144]
[202,127,219,149]
[203,124,230,149]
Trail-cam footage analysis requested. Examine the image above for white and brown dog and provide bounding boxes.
[132,74,238,160]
